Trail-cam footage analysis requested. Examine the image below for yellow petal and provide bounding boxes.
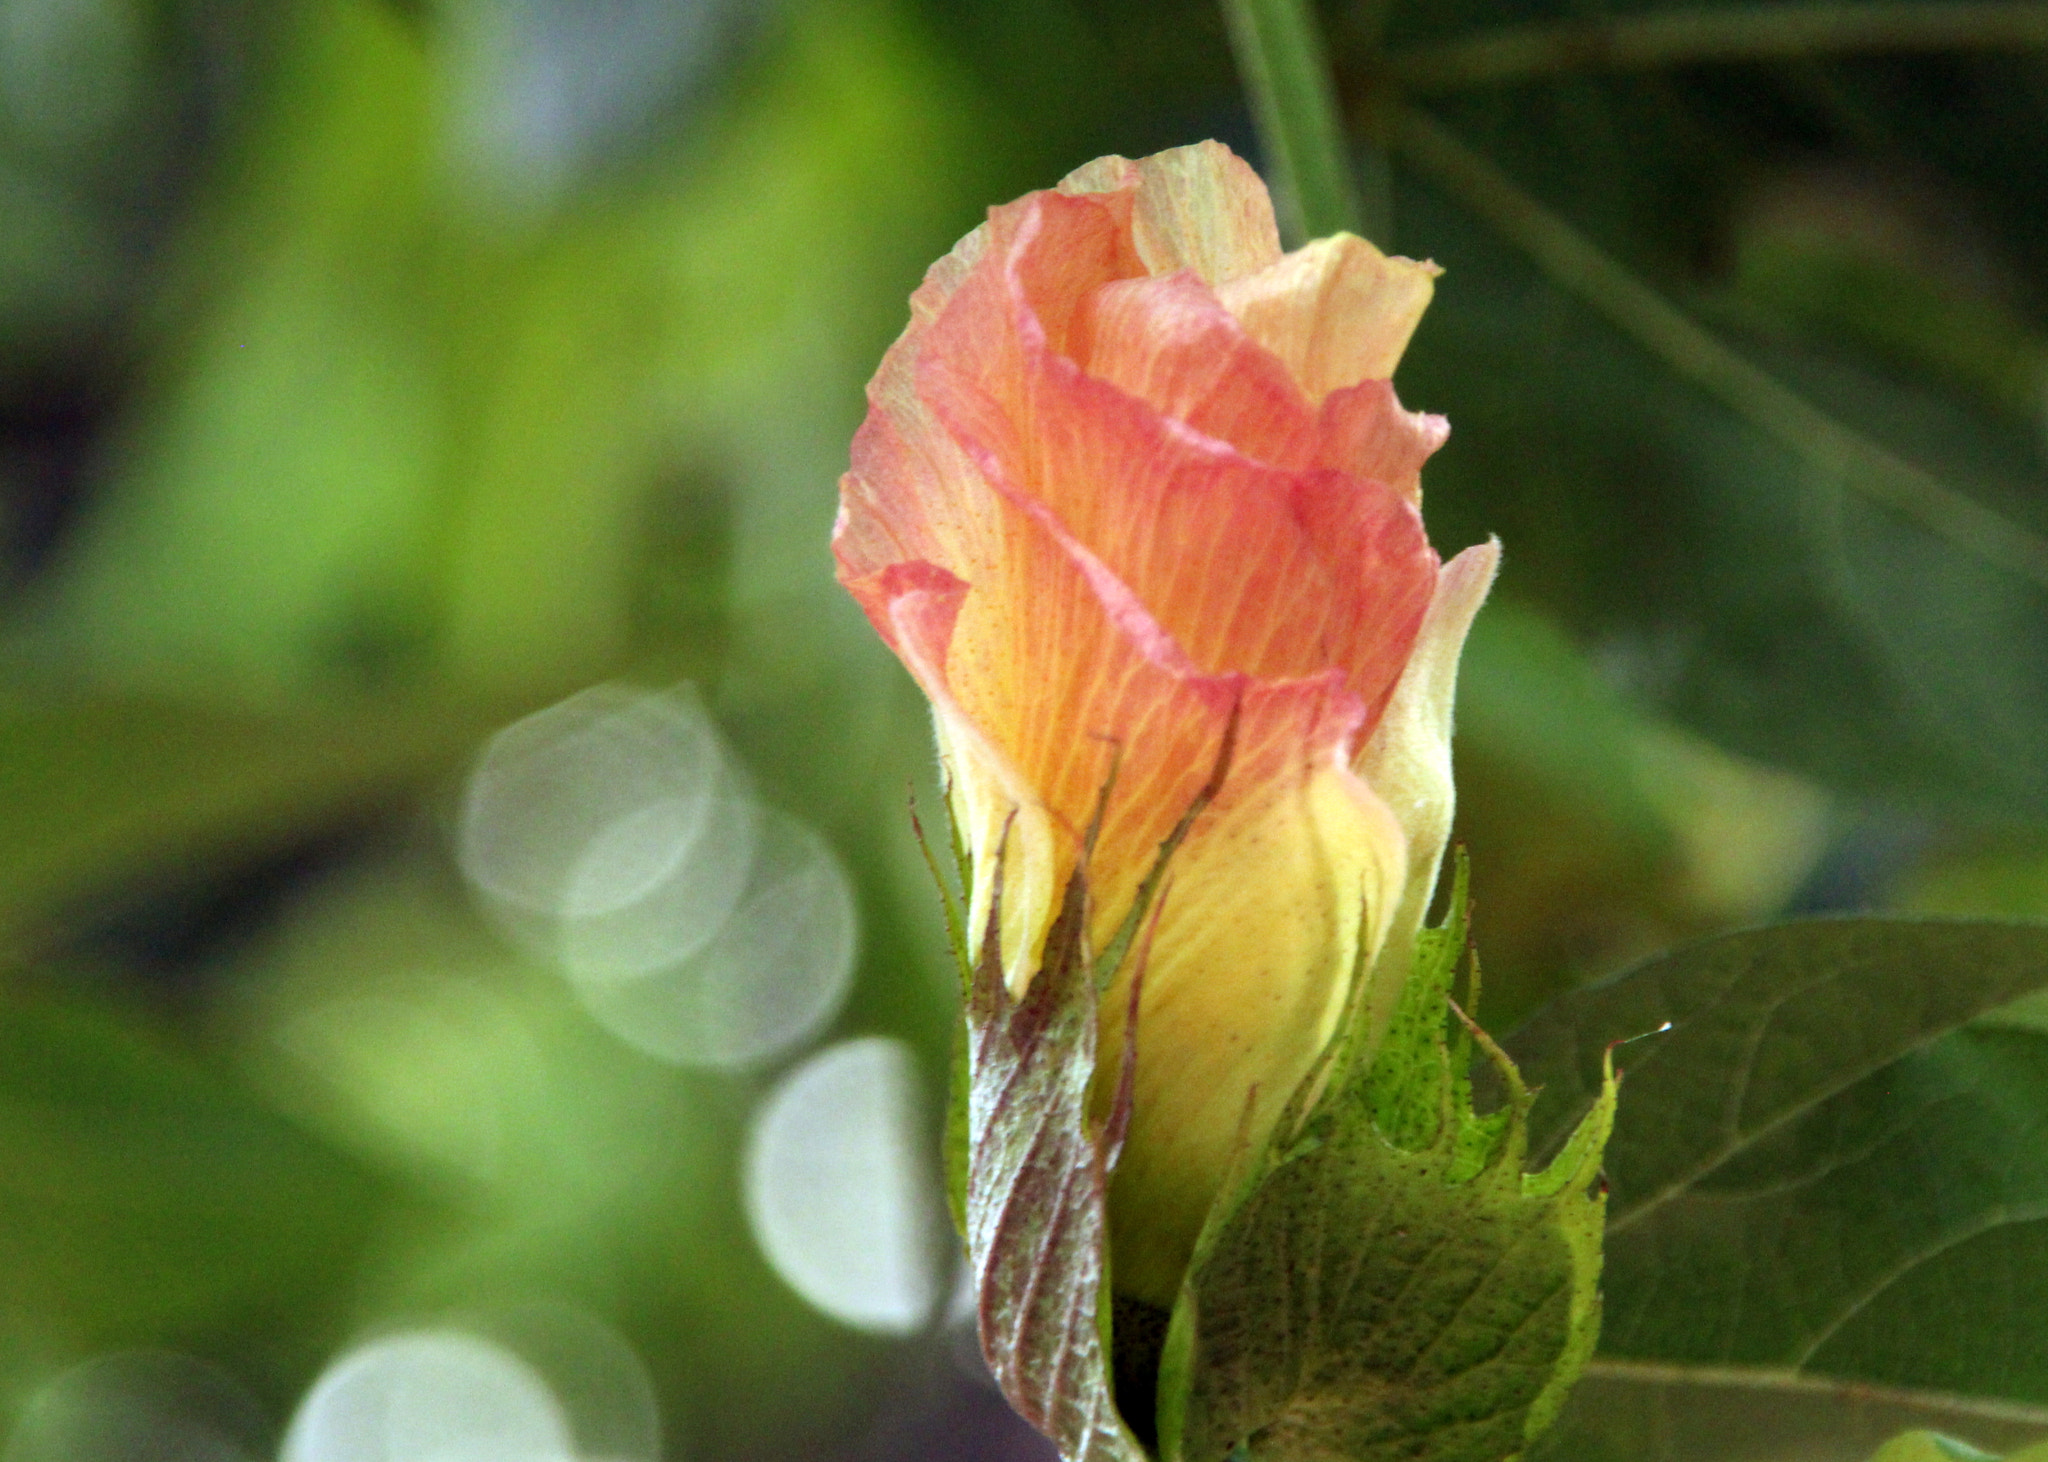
[1058,140,1283,286]
[1216,233,1442,404]
[1100,754,1409,1306]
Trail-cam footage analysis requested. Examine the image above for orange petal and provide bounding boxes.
[1076,269,1316,462]
[852,483,1414,1310]
[1076,264,1449,499]
[1313,379,1448,507]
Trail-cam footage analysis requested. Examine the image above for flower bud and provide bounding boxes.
[836,141,1498,1307]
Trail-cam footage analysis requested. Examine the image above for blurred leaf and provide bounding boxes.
[1409,180,2048,816]
[1371,37,2048,822]
[1450,603,1681,1022]
[1532,1361,2048,1462]
[0,981,395,1360]
[1818,477,2048,814]
[1381,5,2048,93]
[1459,603,1671,854]
[0,689,507,951]
[1870,1435,2001,1462]
[26,0,972,698]
[1395,106,2048,597]
[438,0,972,689]
[0,164,119,344]
[24,0,443,693]
[1505,919,2048,1403]
[1728,198,2048,432]
[1629,721,1831,928]
[1451,603,1830,1027]
[1894,837,2048,921]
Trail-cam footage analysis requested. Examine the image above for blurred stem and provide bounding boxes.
[1389,1,2048,92]
[1583,1360,2048,1427]
[1393,107,2048,592]
[1220,0,1375,244]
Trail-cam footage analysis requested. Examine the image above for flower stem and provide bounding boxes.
[1219,0,1369,245]
[1387,1,2048,93]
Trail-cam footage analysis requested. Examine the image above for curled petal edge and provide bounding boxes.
[1355,538,1502,1042]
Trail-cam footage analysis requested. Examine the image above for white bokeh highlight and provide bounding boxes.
[279,1332,575,1462]
[459,685,754,962]
[743,1037,946,1336]
[460,1302,661,1462]
[571,807,855,1066]
[458,685,856,1070]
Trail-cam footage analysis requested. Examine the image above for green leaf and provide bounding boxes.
[1871,1435,2003,1462]
[1505,919,2048,1402]
[1158,874,1615,1462]
[0,690,510,949]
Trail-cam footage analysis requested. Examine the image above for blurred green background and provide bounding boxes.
[2,0,2047,1457]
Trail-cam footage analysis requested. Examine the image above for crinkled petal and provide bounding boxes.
[921,192,1440,734]
[1076,264,1449,494]
[1313,379,1449,506]
[1074,270,1320,469]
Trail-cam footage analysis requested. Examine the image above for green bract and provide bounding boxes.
[936,817,1617,1462]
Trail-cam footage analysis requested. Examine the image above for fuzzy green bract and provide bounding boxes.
[1154,868,1616,1461]
[936,804,1617,1462]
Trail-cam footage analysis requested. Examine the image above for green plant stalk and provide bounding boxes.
[1219,0,1367,245]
